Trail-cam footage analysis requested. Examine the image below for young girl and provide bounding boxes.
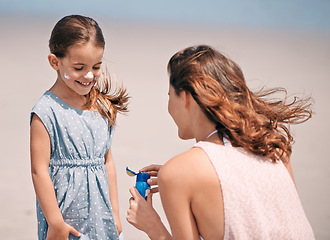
[30,15,128,240]
[126,45,315,239]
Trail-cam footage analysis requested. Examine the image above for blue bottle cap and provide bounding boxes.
[136,172,150,182]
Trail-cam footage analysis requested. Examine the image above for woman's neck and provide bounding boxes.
[193,120,223,144]
[186,92,224,145]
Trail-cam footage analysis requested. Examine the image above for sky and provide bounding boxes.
[1,0,330,32]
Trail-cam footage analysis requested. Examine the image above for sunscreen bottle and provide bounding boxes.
[126,167,150,200]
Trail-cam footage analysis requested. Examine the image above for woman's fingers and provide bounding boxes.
[129,186,144,201]
[147,177,158,186]
[146,174,159,194]
[146,193,153,205]
[150,187,159,194]
[146,171,160,177]
[139,164,162,174]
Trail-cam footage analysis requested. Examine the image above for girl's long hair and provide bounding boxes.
[85,69,129,126]
[49,15,129,125]
[168,45,312,162]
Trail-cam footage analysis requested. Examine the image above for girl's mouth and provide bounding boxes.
[76,80,92,86]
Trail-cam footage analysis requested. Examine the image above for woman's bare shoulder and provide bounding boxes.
[158,147,210,186]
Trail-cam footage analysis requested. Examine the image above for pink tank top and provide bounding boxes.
[194,141,315,240]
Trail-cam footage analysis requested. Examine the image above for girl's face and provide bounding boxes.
[168,84,192,140]
[56,42,104,96]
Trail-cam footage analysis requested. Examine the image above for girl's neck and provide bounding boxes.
[49,82,89,110]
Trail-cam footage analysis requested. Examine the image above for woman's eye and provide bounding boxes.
[74,67,83,71]
[93,66,101,70]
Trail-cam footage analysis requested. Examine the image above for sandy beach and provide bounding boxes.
[0,16,329,239]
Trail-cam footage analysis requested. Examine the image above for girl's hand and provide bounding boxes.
[140,164,163,194]
[46,221,80,240]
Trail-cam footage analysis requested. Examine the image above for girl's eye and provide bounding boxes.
[93,66,101,70]
[74,67,83,71]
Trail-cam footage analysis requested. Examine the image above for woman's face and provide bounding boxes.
[168,84,192,140]
[56,42,104,96]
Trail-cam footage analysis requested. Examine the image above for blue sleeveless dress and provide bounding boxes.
[31,91,119,240]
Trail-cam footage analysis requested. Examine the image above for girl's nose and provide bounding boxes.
[85,71,94,79]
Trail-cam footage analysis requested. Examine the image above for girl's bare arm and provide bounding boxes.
[104,149,122,234]
[30,114,80,238]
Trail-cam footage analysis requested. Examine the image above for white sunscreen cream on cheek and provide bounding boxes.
[85,71,94,79]
[64,73,71,80]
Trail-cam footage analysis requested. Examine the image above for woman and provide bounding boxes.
[126,45,315,240]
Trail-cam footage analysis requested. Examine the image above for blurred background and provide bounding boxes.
[0,0,329,239]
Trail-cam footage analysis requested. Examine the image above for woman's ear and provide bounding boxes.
[48,54,60,70]
[180,90,191,108]
[182,91,199,111]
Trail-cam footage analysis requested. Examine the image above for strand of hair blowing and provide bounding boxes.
[169,45,312,163]
[84,68,129,126]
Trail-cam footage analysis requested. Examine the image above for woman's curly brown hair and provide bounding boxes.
[168,45,312,163]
